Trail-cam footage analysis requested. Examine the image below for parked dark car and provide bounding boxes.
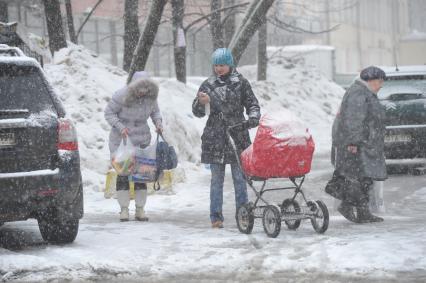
[0,45,83,244]
[378,66,426,170]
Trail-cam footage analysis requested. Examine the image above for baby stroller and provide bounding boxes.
[228,115,329,238]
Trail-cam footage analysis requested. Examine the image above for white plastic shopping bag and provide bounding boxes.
[369,181,385,213]
[131,143,157,183]
[111,138,136,176]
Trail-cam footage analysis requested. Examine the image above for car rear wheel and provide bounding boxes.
[38,213,79,244]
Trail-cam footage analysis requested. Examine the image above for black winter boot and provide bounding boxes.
[356,206,384,223]
[337,202,358,223]
[356,179,383,223]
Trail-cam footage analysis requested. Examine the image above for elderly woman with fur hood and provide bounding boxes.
[105,71,162,221]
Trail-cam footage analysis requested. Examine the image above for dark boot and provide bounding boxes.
[356,206,384,223]
[337,202,358,223]
[356,179,383,223]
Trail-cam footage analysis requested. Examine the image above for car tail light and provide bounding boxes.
[57,118,78,151]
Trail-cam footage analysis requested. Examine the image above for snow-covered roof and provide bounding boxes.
[401,30,426,41]
[379,65,426,77]
[280,45,335,52]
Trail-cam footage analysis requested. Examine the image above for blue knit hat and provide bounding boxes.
[212,48,234,66]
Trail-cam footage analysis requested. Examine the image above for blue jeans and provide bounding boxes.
[210,163,248,222]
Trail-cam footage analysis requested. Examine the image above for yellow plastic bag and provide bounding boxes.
[104,169,135,199]
[146,168,186,193]
[105,168,186,196]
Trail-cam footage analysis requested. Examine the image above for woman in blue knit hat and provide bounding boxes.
[192,48,261,228]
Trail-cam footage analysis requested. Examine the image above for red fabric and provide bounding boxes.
[241,117,315,178]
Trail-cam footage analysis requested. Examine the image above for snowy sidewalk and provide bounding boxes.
[1,160,426,282]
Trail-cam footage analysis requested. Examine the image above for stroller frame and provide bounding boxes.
[226,123,329,238]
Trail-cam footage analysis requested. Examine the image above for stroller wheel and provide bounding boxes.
[281,199,301,230]
[309,200,329,234]
[262,205,281,238]
[236,203,254,234]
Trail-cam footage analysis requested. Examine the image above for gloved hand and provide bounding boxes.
[248,117,259,128]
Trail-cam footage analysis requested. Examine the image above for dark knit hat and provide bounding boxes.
[360,66,386,81]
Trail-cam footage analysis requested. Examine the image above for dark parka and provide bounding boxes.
[332,79,387,181]
[192,70,261,164]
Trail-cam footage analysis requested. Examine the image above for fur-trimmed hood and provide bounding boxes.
[125,78,159,105]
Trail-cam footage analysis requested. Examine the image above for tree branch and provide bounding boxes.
[268,15,340,34]
[220,9,243,26]
[184,2,249,32]
[277,0,359,14]
[191,21,210,36]
[76,0,104,39]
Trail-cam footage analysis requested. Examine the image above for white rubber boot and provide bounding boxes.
[135,189,148,221]
[120,207,129,222]
[117,190,130,221]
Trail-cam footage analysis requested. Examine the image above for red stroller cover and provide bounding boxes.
[241,115,315,178]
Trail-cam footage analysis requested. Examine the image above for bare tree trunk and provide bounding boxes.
[127,0,168,83]
[257,21,267,81]
[229,0,275,65]
[0,0,8,22]
[123,0,140,71]
[223,0,235,47]
[171,0,186,83]
[42,0,67,55]
[65,0,77,44]
[210,0,223,50]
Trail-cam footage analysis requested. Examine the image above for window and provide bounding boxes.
[0,65,56,114]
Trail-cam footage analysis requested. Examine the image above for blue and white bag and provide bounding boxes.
[131,142,157,183]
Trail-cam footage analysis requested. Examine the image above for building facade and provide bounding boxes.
[277,0,426,74]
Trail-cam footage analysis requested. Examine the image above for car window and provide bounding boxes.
[0,64,57,114]
[378,75,426,100]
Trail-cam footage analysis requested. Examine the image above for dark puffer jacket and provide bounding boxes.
[192,70,261,164]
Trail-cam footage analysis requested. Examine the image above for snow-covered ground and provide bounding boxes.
[1,45,426,282]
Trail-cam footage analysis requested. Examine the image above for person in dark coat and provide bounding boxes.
[105,71,163,222]
[330,66,387,223]
[192,48,261,228]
